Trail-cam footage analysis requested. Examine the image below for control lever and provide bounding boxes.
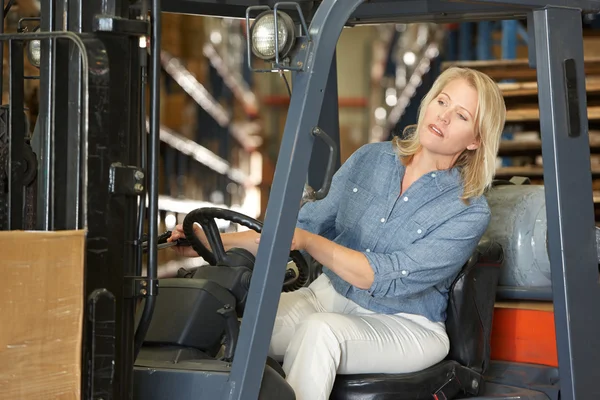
[301,127,338,207]
[217,304,240,363]
[140,230,191,253]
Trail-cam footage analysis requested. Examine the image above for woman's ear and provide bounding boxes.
[466,135,481,151]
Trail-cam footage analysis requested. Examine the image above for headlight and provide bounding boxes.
[27,40,41,68]
[250,10,296,61]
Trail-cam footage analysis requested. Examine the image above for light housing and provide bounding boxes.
[250,10,296,61]
[26,39,41,68]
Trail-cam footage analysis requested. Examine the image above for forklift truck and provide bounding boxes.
[2,0,600,399]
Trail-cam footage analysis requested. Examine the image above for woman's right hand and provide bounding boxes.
[167,223,210,258]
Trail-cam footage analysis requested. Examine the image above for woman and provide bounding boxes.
[168,66,506,400]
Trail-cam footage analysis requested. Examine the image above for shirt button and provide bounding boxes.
[431,173,436,177]
[403,196,408,202]
[380,218,386,223]
[353,188,358,193]
[366,249,371,252]
[401,270,408,275]
[417,229,422,234]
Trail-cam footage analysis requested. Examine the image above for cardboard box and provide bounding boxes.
[0,230,85,400]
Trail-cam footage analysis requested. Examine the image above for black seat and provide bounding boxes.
[330,237,504,400]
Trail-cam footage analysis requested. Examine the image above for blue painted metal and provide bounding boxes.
[477,21,494,60]
[502,19,518,59]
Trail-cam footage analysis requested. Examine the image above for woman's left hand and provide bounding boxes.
[254,227,312,251]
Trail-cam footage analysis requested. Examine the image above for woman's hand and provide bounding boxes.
[167,223,209,258]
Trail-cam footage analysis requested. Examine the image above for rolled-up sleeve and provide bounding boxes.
[364,207,491,298]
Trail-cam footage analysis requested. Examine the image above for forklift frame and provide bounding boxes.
[32,0,600,399]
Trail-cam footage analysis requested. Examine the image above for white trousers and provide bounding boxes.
[267,274,450,400]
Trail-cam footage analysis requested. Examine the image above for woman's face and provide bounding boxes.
[418,78,480,164]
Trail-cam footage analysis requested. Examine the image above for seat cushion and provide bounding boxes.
[330,360,468,400]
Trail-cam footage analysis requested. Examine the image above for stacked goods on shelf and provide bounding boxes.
[155,14,264,271]
[442,57,600,220]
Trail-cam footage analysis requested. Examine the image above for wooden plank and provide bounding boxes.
[495,165,600,178]
[498,140,600,156]
[506,105,600,122]
[442,57,600,81]
[495,301,554,311]
[499,77,600,97]
[498,140,541,156]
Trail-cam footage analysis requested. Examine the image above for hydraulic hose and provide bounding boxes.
[135,1,148,277]
[134,0,160,360]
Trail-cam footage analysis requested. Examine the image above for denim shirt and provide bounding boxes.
[296,141,491,323]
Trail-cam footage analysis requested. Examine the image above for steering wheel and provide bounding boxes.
[182,207,309,292]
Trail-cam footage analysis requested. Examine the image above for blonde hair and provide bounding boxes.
[393,66,506,201]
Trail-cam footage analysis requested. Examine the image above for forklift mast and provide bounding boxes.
[33,1,158,399]
[23,0,600,399]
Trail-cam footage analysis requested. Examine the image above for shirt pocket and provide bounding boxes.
[381,219,428,253]
[336,180,375,232]
[403,219,428,244]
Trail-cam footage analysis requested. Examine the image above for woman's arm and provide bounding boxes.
[301,229,374,289]
[168,224,261,257]
[273,206,490,295]
[363,207,491,298]
[256,227,375,289]
[170,144,375,260]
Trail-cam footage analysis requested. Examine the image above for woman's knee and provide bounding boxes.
[293,312,348,343]
[269,290,321,359]
[273,289,314,326]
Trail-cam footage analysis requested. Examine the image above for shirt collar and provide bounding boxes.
[384,144,462,192]
[433,167,462,192]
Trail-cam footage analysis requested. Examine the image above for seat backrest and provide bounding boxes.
[445,237,504,374]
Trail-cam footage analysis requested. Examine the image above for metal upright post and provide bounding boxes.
[52,0,83,230]
[77,0,148,398]
[36,0,54,230]
[502,19,518,60]
[225,1,366,399]
[66,0,83,229]
[477,21,493,60]
[308,49,342,189]
[532,7,600,400]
